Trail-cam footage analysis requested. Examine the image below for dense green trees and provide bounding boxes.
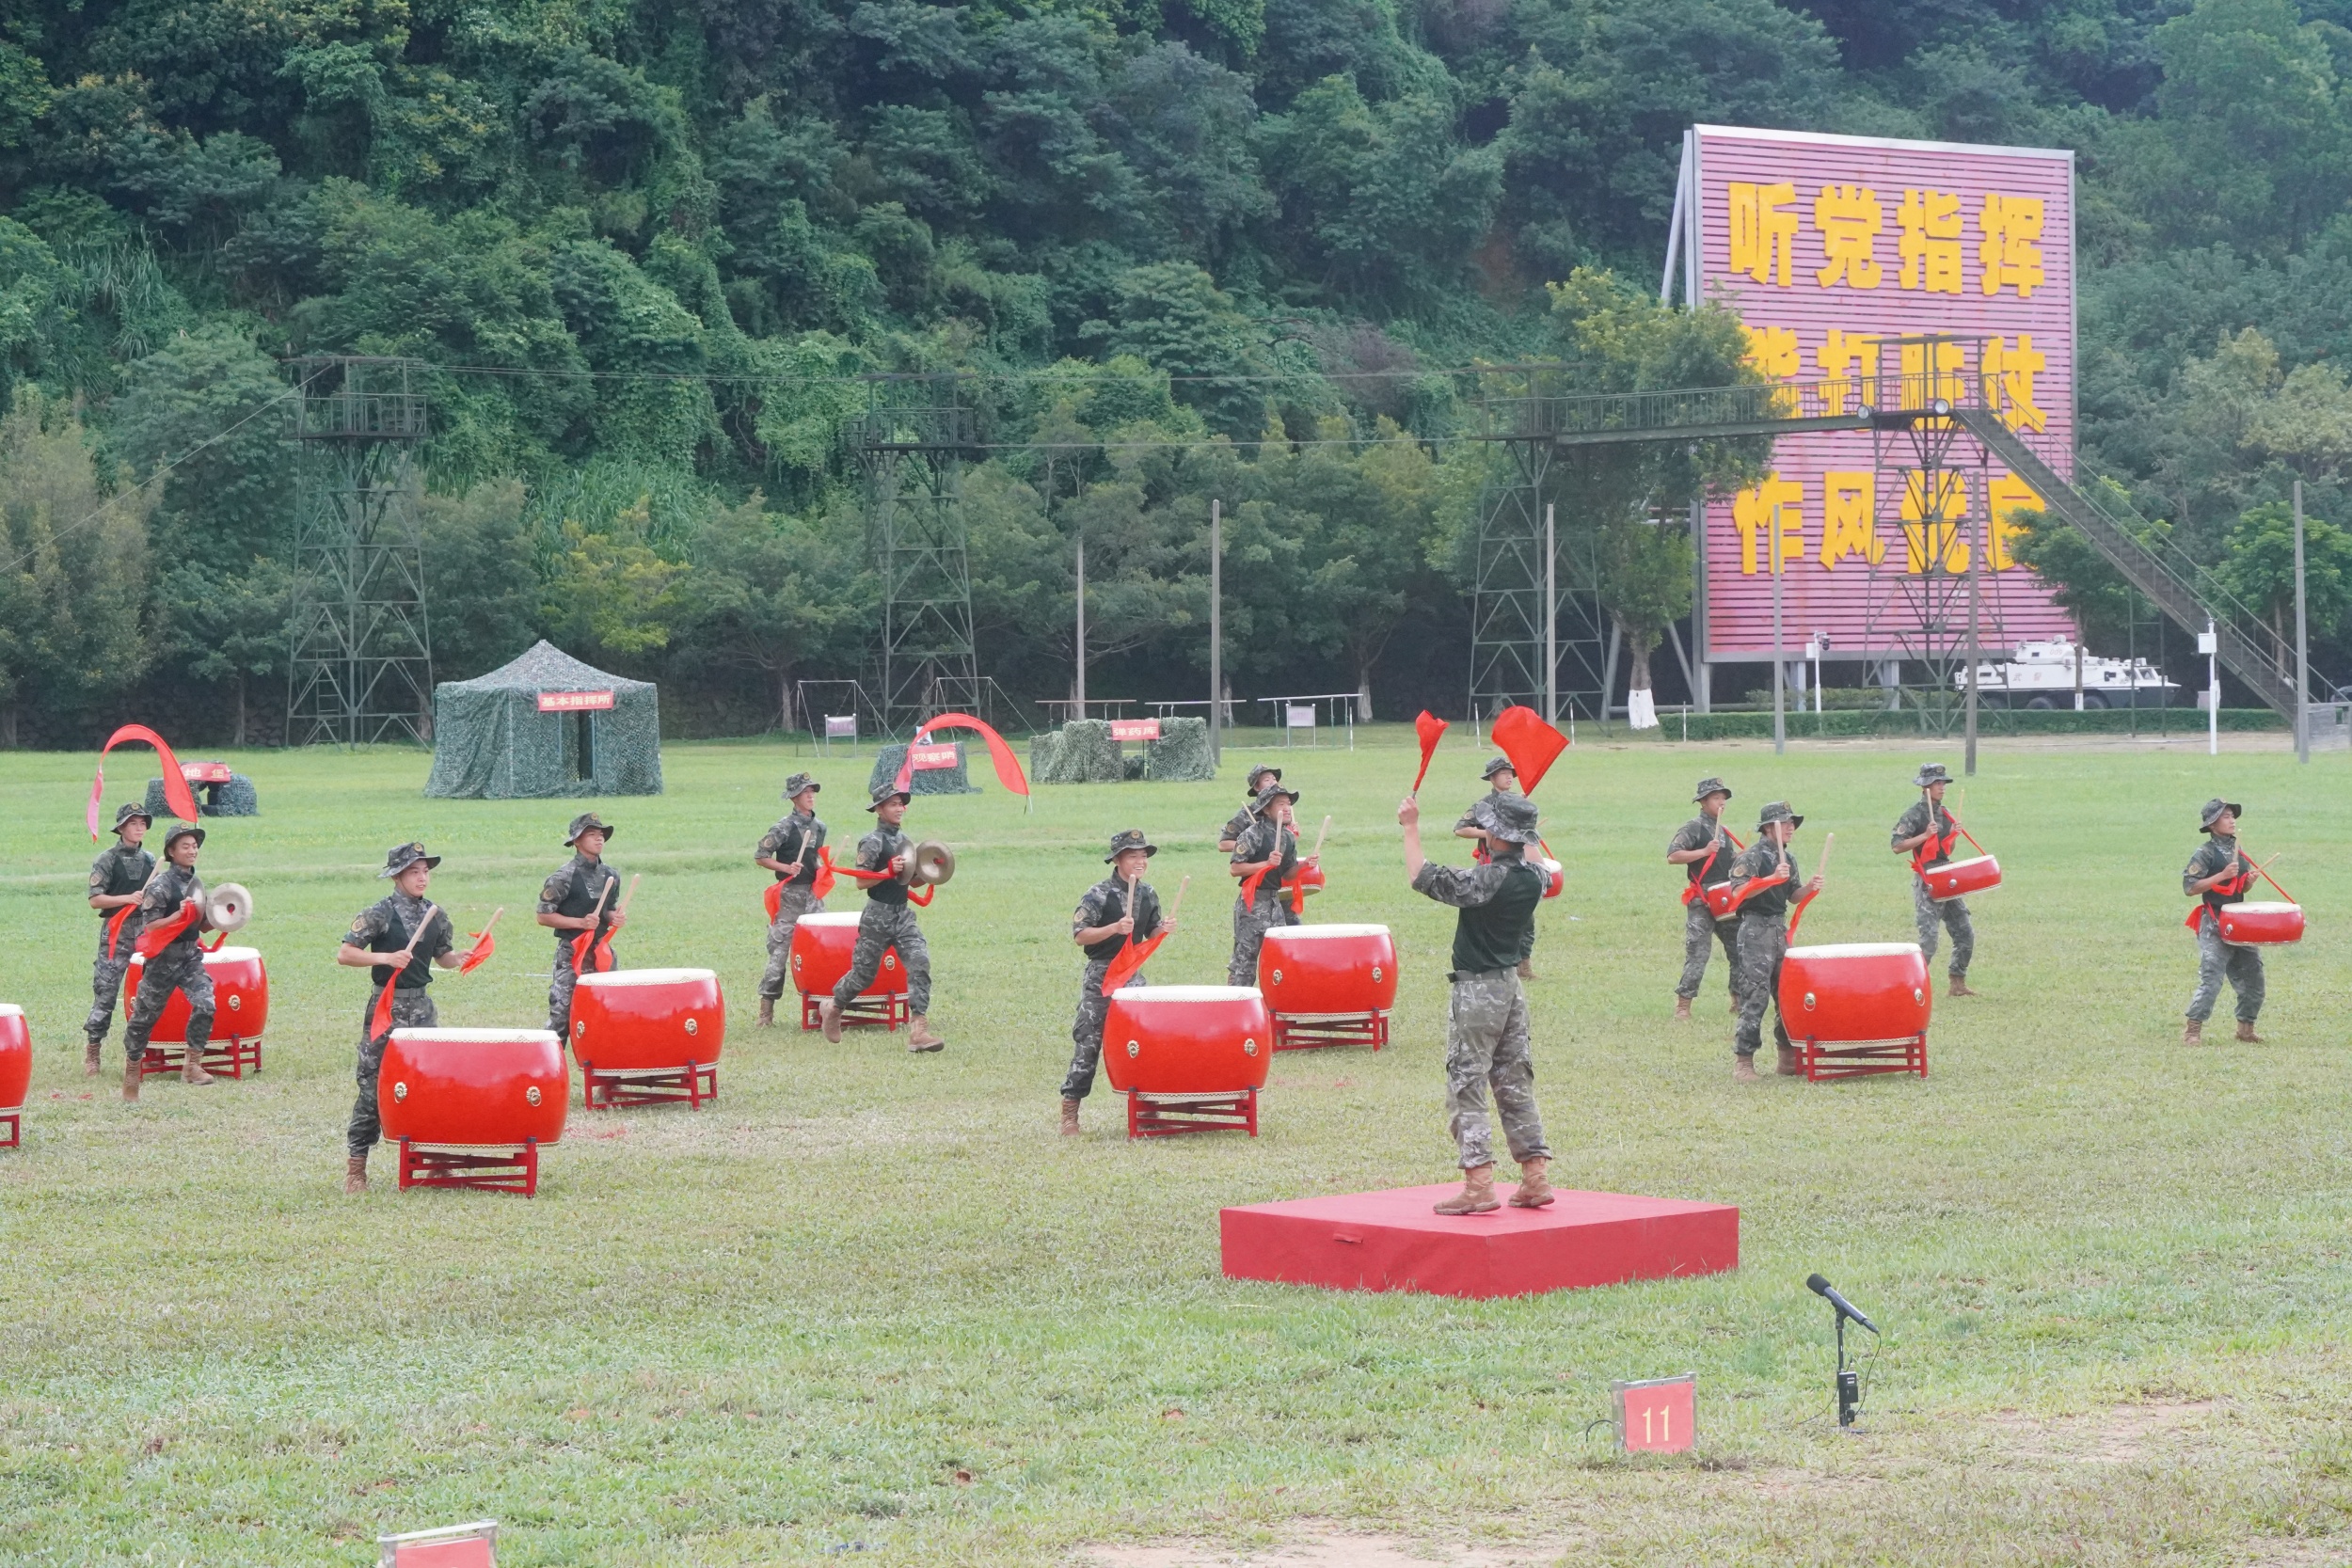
[0,0,2347,737]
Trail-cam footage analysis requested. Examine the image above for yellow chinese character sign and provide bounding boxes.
[1669,125,2076,662]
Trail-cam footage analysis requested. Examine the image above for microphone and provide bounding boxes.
[1807,1274,1879,1335]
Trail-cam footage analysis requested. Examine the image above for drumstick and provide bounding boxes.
[1307,813,1330,863]
[398,902,442,960]
[472,906,504,942]
[1814,831,1836,886]
[612,873,641,923]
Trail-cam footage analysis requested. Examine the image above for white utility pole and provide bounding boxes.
[1544,503,1557,725]
[2201,618,2218,756]
[1209,499,1222,763]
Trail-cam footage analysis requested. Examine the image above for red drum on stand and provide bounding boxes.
[122,944,268,1079]
[1259,924,1396,1050]
[788,911,907,1031]
[572,967,724,1109]
[1777,942,1931,1081]
[0,1004,27,1148]
[2217,900,2304,946]
[1920,854,2001,902]
[1102,985,1271,1137]
[380,1027,567,1196]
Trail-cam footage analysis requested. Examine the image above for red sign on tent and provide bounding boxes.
[909,744,960,770]
[537,689,614,713]
[1109,719,1161,741]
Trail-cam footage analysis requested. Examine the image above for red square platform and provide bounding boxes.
[1220,1184,1738,1298]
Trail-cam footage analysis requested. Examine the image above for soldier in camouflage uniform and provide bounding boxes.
[1729,800,1822,1082]
[1454,756,1537,979]
[1059,829,1169,1135]
[819,784,945,1052]
[1892,762,1977,997]
[2183,798,2265,1044]
[755,771,827,1027]
[1228,781,1305,986]
[1400,790,1553,1215]
[1216,764,1283,852]
[1666,777,1740,1021]
[119,823,218,1100]
[84,802,155,1075]
[535,813,625,1043]
[336,842,460,1194]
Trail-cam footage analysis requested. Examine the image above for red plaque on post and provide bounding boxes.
[1613,1374,1696,1453]
[1109,718,1161,741]
[379,1521,497,1567]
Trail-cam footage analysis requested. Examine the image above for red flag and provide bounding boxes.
[1410,710,1447,794]
[1100,928,1168,995]
[459,927,497,974]
[1239,863,1272,906]
[87,724,199,840]
[892,712,1029,798]
[763,880,784,922]
[1787,888,1820,942]
[570,926,598,974]
[134,899,199,958]
[104,902,136,958]
[812,847,837,901]
[369,977,399,1043]
[1488,705,1568,795]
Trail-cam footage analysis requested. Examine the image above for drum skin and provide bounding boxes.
[379,1029,567,1147]
[122,945,270,1042]
[1102,986,1273,1096]
[1259,925,1398,1016]
[788,912,904,997]
[571,968,725,1069]
[1921,854,2001,901]
[2217,900,2304,946]
[0,1005,29,1112]
[1779,942,1932,1044]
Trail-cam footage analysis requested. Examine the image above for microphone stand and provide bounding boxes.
[1836,1308,1860,1431]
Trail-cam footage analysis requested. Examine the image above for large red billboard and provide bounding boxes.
[1671,125,2078,664]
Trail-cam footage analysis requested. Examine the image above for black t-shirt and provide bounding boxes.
[1412,857,1546,974]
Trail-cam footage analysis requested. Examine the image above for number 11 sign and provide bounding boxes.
[1612,1374,1697,1454]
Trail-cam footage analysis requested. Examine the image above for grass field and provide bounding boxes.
[3,726,2349,1567]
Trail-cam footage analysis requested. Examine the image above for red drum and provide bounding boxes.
[571,968,724,1109]
[123,944,268,1077]
[789,911,906,1030]
[1920,854,2001,902]
[2217,900,2304,946]
[1103,986,1271,1136]
[1259,924,1396,1050]
[0,1006,29,1146]
[1778,942,1931,1080]
[380,1028,567,1196]
[1539,856,1565,899]
[1702,879,1741,918]
[1281,864,1327,906]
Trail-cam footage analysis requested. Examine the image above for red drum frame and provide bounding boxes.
[1778,942,1931,1081]
[1103,985,1272,1138]
[1259,924,1397,1051]
[788,912,909,1031]
[0,1003,27,1148]
[571,967,724,1110]
[124,944,267,1080]
[381,1027,567,1197]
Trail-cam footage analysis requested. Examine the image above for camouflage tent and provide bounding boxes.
[423,641,663,799]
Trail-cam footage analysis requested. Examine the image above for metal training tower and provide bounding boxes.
[1469,368,1610,722]
[849,375,979,735]
[285,356,432,748]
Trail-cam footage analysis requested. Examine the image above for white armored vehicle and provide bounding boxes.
[1954,638,2179,708]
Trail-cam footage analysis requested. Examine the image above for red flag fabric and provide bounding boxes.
[104,902,136,958]
[1488,705,1568,795]
[1099,928,1168,995]
[570,926,598,974]
[459,928,497,974]
[1238,863,1272,907]
[1410,711,1447,794]
[134,899,199,958]
[812,847,837,901]
[892,712,1030,798]
[369,976,400,1043]
[589,927,618,972]
[763,881,784,922]
[87,725,199,839]
[1787,888,1820,942]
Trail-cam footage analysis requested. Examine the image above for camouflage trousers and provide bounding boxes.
[547,939,615,1042]
[758,884,824,1000]
[1444,967,1549,1170]
[1675,898,1740,1001]
[123,944,213,1064]
[835,902,930,1016]
[1061,960,1146,1101]
[1227,893,1299,987]
[1732,915,1792,1058]
[2186,911,2265,1024]
[1912,881,1975,977]
[349,986,437,1158]
[85,925,136,1046]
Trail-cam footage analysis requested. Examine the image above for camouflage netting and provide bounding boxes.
[423,641,664,799]
[145,774,259,817]
[1144,717,1216,781]
[1031,717,1216,784]
[869,741,977,796]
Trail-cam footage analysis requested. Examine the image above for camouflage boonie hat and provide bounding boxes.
[866,783,911,812]
[1482,754,1516,781]
[112,801,152,832]
[1487,793,1541,845]
[1244,763,1282,792]
[783,771,820,799]
[1692,777,1731,803]
[378,841,441,879]
[1756,800,1804,831]
[161,822,205,852]
[1915,762,1952,788]
[1251,781,1300,814]
[564,812,614,845]
[1104,828,1158,862]
[2200,798,2242,832]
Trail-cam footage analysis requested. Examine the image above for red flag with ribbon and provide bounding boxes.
[134,899,199,958]
[763,880,784,922]
[1409,711,1447,794]
[368,974,401,1043]
[893,712,1030,799]
[811,847,838,901]
[104,902,137,958]
[459,927,497,974]
[1488,705,1568,795]
[1099,929,1168,995]
[88,725,200,840]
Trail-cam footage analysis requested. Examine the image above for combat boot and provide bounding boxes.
[1060,1097,1082,1137]
[121,1056,141,1102]
[907,1017,946,1053]
[182,1053,215,1086]
[1776,1043,1804,1077]
[83,1038,102,1076]
[1509,1156,1555,1209]
[756,994,775,1029]
[818,997,845,1043]
[344,1156,369,1196]
[1434,1165,1500,1215]
[2183,1017,2202,1045]
[1733,1054,1760,1083]
[2236,1020,2264,1043]
[1673,997,1692,1022]
[1948,976,1978,997]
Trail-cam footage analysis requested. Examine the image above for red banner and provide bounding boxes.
[1109,719,1161,741]
[537,689,614,712]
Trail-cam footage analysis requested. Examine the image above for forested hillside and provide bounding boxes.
[2,0,2351,741]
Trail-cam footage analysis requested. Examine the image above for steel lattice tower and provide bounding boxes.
[1469,370,1612,722]
[850,376,978,733]
[284,356,433,747]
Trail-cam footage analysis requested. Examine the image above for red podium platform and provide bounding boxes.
[1221,1184,1738,1299]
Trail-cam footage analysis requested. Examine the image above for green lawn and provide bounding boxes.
[2,728,2348,1566]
